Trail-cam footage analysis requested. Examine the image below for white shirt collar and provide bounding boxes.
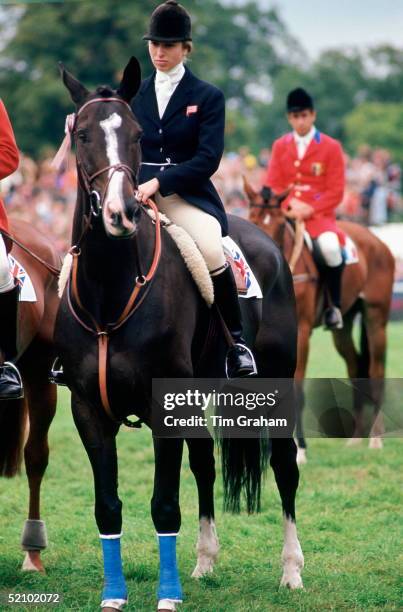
[155,62,185,85]
[294,125,316,145]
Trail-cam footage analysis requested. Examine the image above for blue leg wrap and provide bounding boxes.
[157,534,183,602]
[100,536,128,603]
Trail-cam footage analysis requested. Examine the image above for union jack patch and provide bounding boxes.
[186,105,198,116]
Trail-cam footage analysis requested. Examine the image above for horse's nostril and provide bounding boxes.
[111,212,122,227]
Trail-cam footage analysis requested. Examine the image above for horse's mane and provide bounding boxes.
[95,85,115,97]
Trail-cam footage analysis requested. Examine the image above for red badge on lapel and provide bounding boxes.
[186,105,198,116]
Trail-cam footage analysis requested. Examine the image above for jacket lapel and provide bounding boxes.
[137,75,160,127]
[303,130,322,161]
[161,67,195,124]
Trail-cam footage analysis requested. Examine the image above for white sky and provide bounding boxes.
[226,0,403,59]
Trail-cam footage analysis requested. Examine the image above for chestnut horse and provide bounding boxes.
[245,180,395,460]
[0,218,60,572]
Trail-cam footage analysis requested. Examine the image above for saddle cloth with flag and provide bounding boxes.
[222,236,263,298]
[8,254,37,301]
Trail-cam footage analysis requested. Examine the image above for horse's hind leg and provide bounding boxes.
[152,438,184,611]
[331,307,366,444]
[186,437,219,578]
[366,303,388,449]
[270,438,304,589]
[21,368,56,573]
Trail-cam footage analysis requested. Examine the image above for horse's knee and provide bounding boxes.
[151,495,181,533]
[95,495,122,534]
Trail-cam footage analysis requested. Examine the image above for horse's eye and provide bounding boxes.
[77,129,88,142]
[133,131,143,144]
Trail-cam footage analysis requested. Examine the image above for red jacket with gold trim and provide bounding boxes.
[264,130,345,241]
[0,99,19,233]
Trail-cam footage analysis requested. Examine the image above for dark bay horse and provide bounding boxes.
[55,58,303,611]
[245,179,395,460]
[0,218,60,572]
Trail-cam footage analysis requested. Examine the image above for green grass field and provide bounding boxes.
[0,323,402,611]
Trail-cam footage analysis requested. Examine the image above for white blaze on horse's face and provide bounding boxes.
[100,112,135,237]
[263,213,271,226]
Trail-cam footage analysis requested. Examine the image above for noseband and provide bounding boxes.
[71,97,138,216]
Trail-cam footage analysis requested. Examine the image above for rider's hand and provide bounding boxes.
[136,178,160,203]
[286,197,314,220]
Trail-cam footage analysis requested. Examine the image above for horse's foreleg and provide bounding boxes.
[152,438,184,612]
[186,437,219,578]
[270,438,304,589]
[71,394,127,611]
[21,375,56,573]
[295,322,311,464]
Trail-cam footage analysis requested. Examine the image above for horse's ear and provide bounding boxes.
[242,175,258,203]
[117,57,142,103]
[59,62,89,105]
[277,187,291,204]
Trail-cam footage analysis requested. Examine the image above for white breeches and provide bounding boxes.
[316,231,343,267]
[0,235,13,292]
[155,192,226,273]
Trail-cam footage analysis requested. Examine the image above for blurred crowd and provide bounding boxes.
[1,145,402,255]
[215,145,403,225]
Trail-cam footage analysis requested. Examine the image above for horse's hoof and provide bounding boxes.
[191,562,214,578]
[296,448,307,465]
[346,437,363,446]
[369,437,383,449]
[22,551,45,573]
[280,572,303,589]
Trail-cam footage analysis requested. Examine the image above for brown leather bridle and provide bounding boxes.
[66,97,162,426]
[72,97,138,217]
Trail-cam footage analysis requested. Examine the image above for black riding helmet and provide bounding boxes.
[143,0,192,43]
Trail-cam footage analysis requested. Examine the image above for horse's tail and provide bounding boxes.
[0,397,27,477]
[218,437,269,514]
[355,298,370,378]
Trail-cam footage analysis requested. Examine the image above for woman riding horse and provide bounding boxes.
[133,0,256,379]
[0,99,23,399]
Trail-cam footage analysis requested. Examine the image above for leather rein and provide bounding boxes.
[66,96,162,426]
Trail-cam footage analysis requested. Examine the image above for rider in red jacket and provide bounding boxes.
[264,88,346,330]
[0,99,23,399]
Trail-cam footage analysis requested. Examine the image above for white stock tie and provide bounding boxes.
[155,73,174,118]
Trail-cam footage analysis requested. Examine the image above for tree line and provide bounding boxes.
[0,0,402,162]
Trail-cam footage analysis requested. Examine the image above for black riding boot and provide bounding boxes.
[211,265,257,378]
[323,263,344,330]
[0,283,24,399]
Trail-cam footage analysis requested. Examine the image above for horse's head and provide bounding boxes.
[60,57,143,239]
[244,177,290,246]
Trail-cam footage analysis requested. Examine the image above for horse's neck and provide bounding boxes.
[72,190,153,320]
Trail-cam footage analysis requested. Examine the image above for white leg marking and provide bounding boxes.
[191,517,219,578]
[369,436,383,449]
[296,447,307,465]
[100,112,124,215]
[157,599,178,611]
[280,516,304,589]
